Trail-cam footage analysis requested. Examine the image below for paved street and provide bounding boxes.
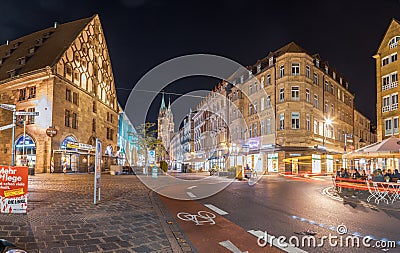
[0,173,195,253]
[160,174,400,253]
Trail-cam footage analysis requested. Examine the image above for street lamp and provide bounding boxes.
[323,118,333,147]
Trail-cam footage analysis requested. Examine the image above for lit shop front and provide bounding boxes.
[15,134,36,168]
[52,136,94,173]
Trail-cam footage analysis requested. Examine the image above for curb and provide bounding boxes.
[149,191,197,253]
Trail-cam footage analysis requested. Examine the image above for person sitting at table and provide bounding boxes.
[372,169,385,182]
[336,168,343,178]
[341,168,350,178]
[391,169,400,182]
[361,169,367,178]
[352,168,361,179]
[384,169,393,179]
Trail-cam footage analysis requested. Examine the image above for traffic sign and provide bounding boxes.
[0,124,14,131]
[0,104,15,111]
[15,111,39,116]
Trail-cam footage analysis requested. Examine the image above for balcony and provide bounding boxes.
[391,103,399,111]
[382,81,398,91]
[382,106,390,113]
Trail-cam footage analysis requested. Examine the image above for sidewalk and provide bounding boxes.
[0,173,196,253]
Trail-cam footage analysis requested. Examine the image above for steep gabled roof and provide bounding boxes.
[376,18,400,54]
[0,15,94,82]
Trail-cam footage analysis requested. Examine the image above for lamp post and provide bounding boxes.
[323,118,333,148]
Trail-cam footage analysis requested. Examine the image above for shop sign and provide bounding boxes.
[46,127,57,137]
[0,166,28,213]
[66,141,92,151]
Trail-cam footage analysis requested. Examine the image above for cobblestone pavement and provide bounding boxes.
[0,173,196,253]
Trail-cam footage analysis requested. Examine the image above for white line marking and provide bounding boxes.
[248,230,308,253]
[204,204,228,215]
[186,192,197,198]
[187,186,197,190]
[219,240,248,253]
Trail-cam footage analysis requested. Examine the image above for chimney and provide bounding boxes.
[54,22,58,28]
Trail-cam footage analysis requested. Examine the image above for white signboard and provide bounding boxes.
[0,124,14,131]
[15,111,39,116]
[312,154,321,173]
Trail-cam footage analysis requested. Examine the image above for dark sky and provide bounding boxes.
[2,0,400,126]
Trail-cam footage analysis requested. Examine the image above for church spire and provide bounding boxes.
[159,92,166,113]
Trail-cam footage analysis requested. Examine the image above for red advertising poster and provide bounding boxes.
[0,166,28,213]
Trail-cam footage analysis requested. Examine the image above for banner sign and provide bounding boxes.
[326,155,334,173]
[0,166,28,213]
[267,153,278,172]
[94,139,102,204]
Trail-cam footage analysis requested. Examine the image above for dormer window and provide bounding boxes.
[315,59,320,67]
[257,64,261,73]
[325,66,328,74]
[13,42,20,49]
[28,47,36,55]
[5,50,11,57]
[248,71,252,79]
[389,36,400,49]
[18,57,26,65]
[340,77,343,85]
[43,32,52,38]
[333,72,336,79]
[35,38,43,46]
[7,69,17,78]
[240,75,244,83]
[269,57,274,66]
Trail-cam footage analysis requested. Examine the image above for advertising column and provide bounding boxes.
[267,153,278,172]
[0,166,28,213]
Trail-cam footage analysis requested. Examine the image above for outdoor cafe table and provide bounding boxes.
[366,180,400,204]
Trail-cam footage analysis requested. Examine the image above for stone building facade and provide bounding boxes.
[192,42,374,173]
[0,15,118,172]
[374,19,400,141]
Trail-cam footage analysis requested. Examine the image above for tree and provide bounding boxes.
[130,122,168,166]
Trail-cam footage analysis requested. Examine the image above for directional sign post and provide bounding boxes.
[15,111,39,116]
[0,124,14,131]
[0,104,16,166]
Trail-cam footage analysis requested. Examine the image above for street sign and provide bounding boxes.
[148,150,156,164]
[46,127,57,137]
[15,111,39,116]
[0,124,14,131]
[0,104,15,111]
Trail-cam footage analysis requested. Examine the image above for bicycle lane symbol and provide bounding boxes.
[177,211,216,225]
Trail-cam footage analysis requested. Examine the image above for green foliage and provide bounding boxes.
[160,160,168,172]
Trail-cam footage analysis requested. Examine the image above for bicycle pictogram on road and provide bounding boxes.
[177,211,216,225]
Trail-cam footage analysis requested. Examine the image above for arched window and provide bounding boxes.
[389,36,400,49]
[61,136,77,149]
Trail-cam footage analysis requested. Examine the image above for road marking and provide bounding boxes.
[204,204,229,215]
[219,240,248,253]
[177,211,216,225]
[248,230,308,253]
[187,186,197,190]
[186,192,197,198]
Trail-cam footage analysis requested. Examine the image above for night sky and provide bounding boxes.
[2,0,400,126]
